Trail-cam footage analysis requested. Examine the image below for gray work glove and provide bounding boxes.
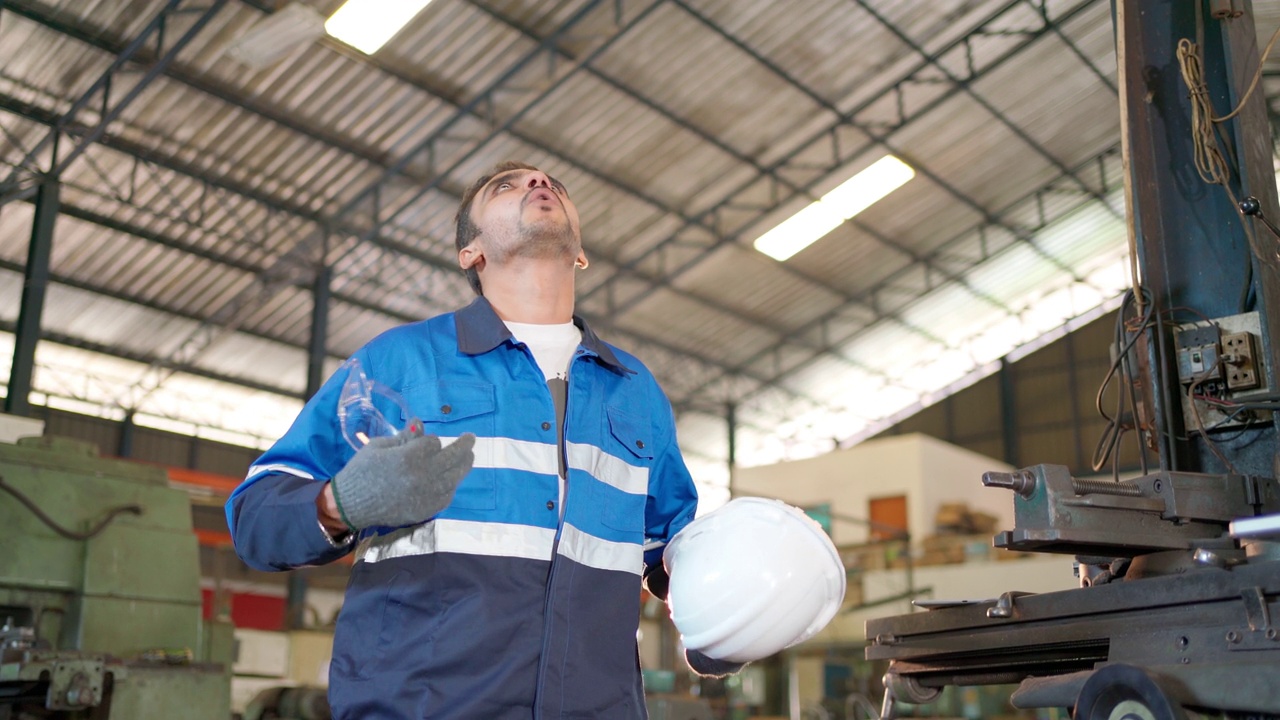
[330,420,476,531]
[685,648,745,678]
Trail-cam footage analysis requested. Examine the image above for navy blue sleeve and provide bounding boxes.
[225,348,376,571]
[227,473,354,571]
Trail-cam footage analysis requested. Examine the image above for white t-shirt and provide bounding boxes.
[503,320,581,516]
[503,321,582,382]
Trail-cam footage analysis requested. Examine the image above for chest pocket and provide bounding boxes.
[401,380,497,510]
[597,405,653,532]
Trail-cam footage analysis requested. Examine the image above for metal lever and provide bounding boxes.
[983,470,1037,497]
[1238,196,1280,241]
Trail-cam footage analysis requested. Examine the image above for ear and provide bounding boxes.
[574,250,589,270]
[459,243,485,272]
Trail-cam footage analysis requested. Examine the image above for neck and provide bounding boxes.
[481,258,576,324]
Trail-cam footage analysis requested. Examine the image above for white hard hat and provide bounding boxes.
[663,497,846,663]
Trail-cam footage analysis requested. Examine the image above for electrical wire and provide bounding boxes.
[1185,361,1238,474]
[0,475,142,541]
[1212,23,1280,122]
[1176,34,1280,269]
[1091,289,1155,476]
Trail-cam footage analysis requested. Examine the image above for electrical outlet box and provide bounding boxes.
[1222,331,1260,390]
[1175,324,1222,383]
[1174,311,1269,432]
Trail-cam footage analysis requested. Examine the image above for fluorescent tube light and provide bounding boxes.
[753,155,915,261]
[325,0,434,54]
[226,3,325,69]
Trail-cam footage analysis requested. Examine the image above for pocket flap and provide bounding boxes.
[607,405,653,460]
[405,381,496,423]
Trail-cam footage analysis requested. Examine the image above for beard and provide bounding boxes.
[489,212,580,263]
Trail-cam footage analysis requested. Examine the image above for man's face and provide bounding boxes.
[465,166,583,265]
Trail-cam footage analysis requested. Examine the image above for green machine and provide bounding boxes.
[0,435,232,718]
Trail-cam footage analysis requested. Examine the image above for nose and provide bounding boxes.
[526,172,551,190]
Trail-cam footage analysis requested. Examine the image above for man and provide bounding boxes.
[227,161,736,719]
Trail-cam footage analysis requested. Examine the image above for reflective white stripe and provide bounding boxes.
[642,539,667,551]
[566,442,648,496]
[557,523,643,576]
[245,463,314,481]
[434,436,558,475]
[359,519,556,564]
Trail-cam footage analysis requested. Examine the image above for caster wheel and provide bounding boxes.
[1075,664,1186,720]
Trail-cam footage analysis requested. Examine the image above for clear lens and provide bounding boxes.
[337,358,411,449]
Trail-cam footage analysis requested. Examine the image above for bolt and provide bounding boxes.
[1153,479,1163,493]
[1267,628,1278,641]
[1227,630,1242,644]
[876,633,898,646]
[1176,636,1189,649]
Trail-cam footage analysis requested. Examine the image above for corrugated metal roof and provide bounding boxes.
[0,0,1175,498]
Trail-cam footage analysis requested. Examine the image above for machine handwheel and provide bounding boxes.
[1074,665,1186,720]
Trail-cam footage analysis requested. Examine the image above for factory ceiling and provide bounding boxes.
[0,0,1275,507]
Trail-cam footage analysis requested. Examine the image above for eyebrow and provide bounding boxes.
[483,170,524,199]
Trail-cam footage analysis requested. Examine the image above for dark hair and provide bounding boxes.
[454,160,538,296]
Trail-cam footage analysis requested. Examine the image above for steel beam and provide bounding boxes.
[999,357,1019,467]
[575,0,1103,341]
[675,0,1113,296]
[325,0,656,262]
[307,263,331,399]
[663,144,1121,418]
[1,0,227,192]
[460,0,952,350]
[847,0,1115,207]
[5,180,58,416]
[2,183,834,421]
[8,0,992,408]
[118,410,136,457]
[5,0,895,365]
[0,88,848,415]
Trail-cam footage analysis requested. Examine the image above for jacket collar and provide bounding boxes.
[454,296,633,373]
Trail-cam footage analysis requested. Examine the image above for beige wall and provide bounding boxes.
[0,414,44,443]
[732,433,1014,545]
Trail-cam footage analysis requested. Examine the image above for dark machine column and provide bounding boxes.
[1119,0,1280,475]
[866,4,1280,717]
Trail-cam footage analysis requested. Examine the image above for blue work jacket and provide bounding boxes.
[226,297,699,719]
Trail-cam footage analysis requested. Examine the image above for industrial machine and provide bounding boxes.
[867,2,1280,718]
[0,435,232,718]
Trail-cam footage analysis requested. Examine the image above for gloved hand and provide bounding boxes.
[330,419,476,531]
[685,648,745,678]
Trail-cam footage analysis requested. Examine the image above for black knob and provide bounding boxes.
[1239,196,1261,216]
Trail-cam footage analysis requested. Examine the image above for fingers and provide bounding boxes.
[414,433,443,454]
[397,431,473,461]
[449,432,477,454]
[434,433,476,473]
[401,417,425,438]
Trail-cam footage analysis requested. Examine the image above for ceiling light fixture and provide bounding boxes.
[324,0,434,54]
[753,155,915,261]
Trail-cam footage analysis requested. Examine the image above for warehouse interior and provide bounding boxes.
[2,0,1279,718]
